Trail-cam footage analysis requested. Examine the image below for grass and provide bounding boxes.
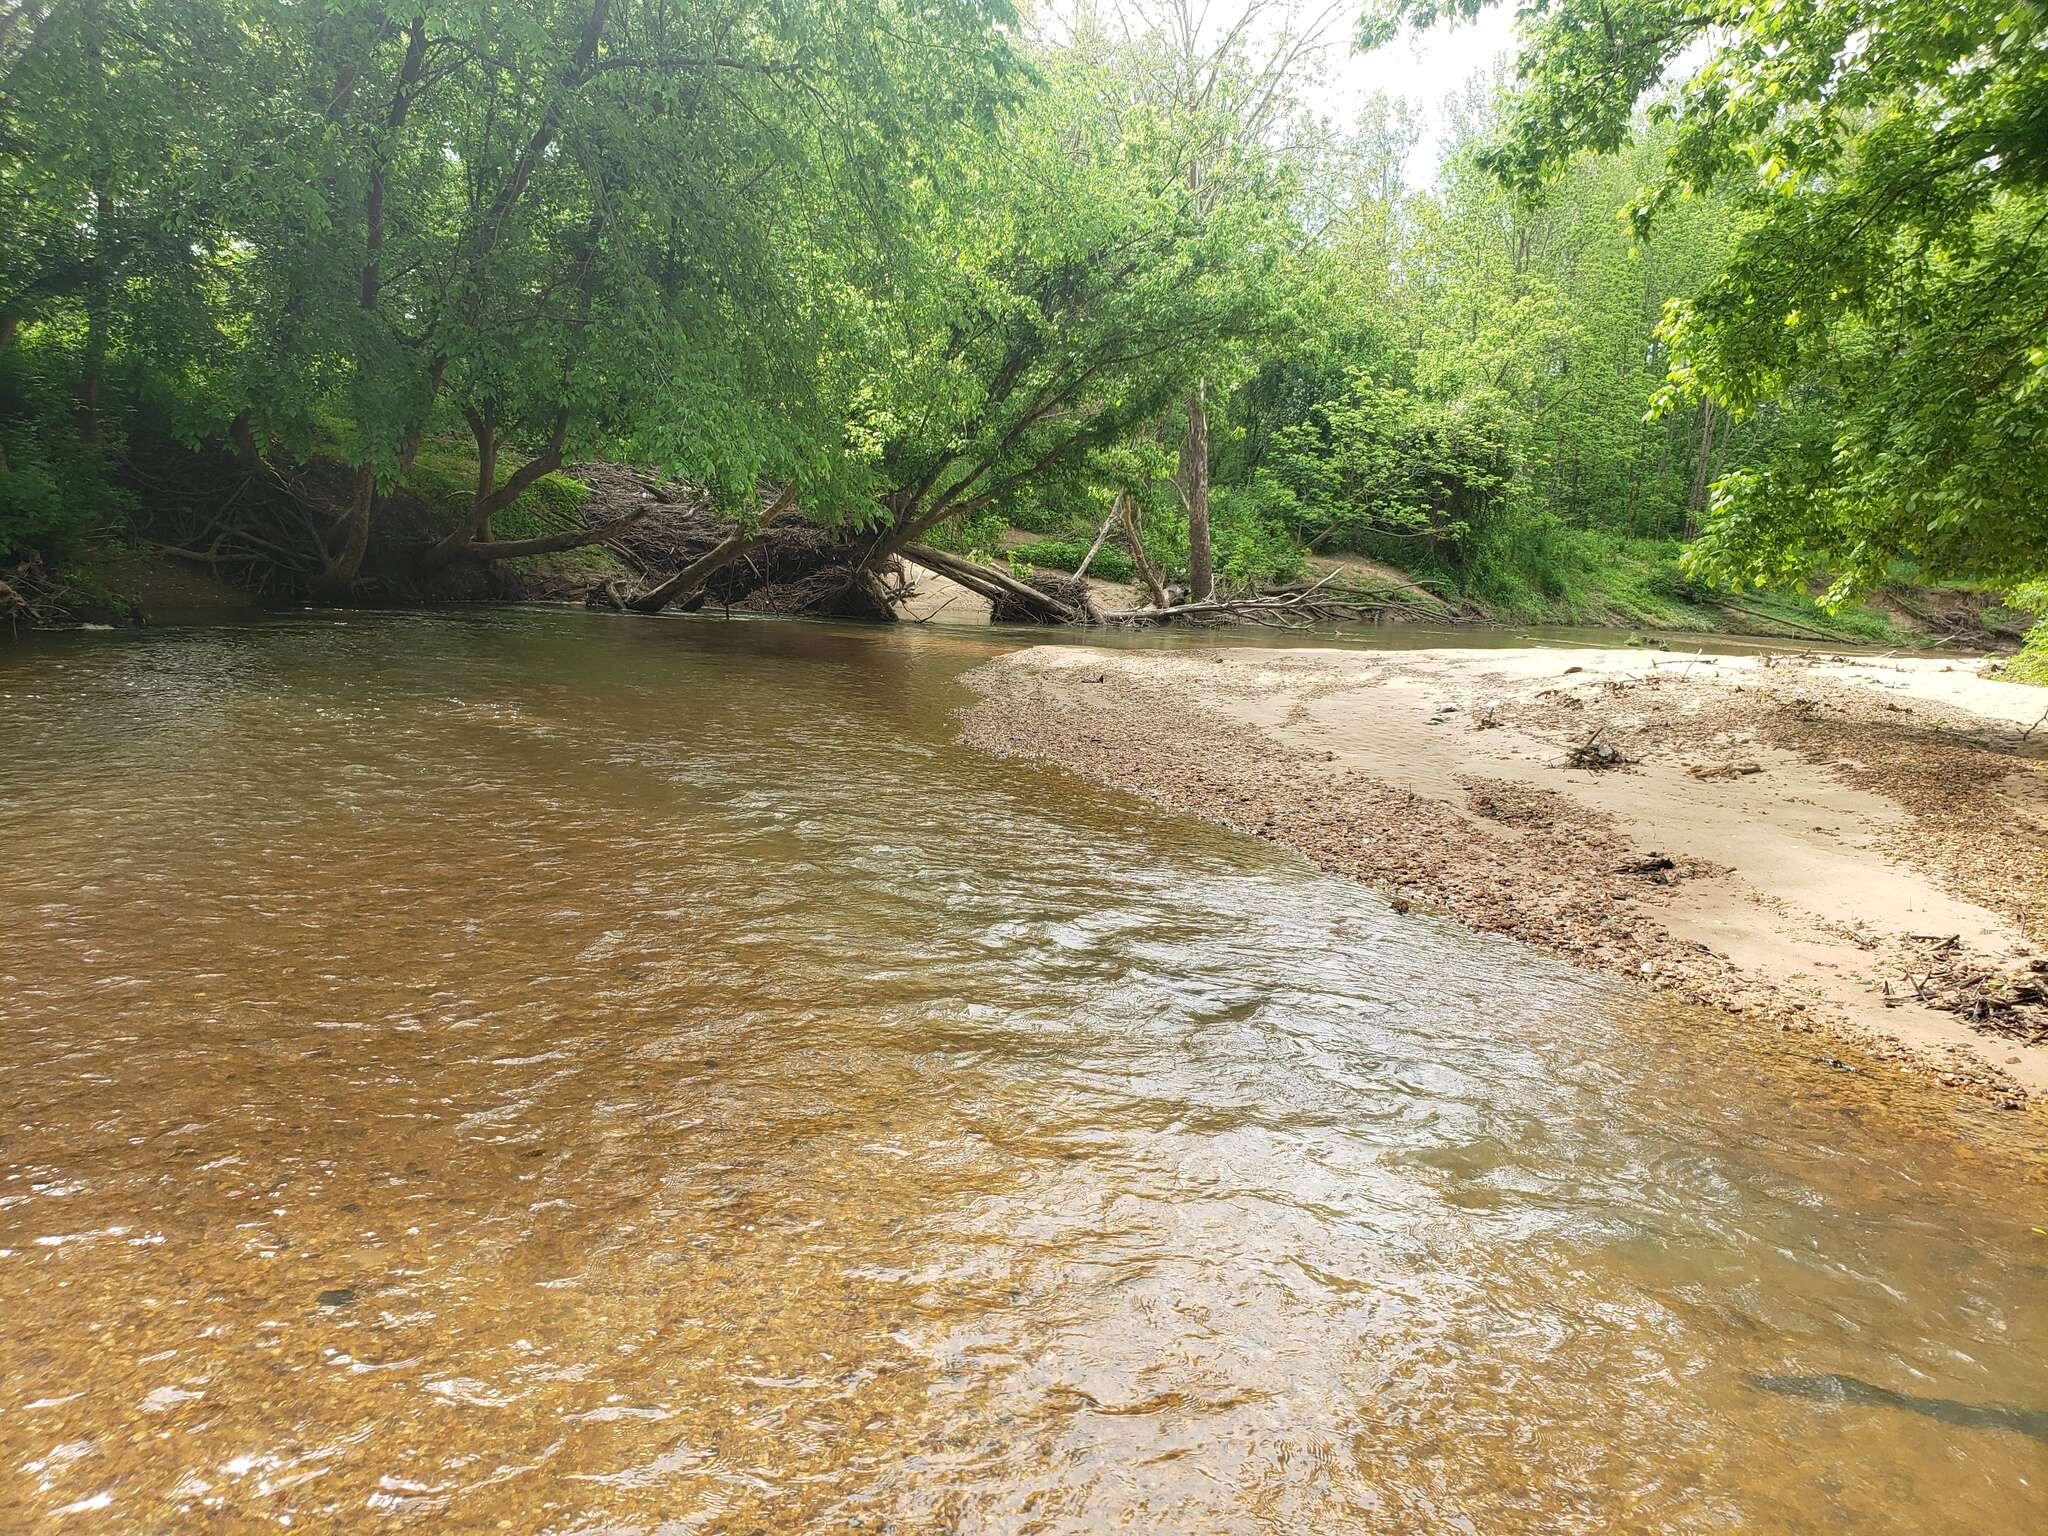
[1370,523,1915,643]
[401,444,612,572]
[403,444,594,538]
[1008,535,1136,583]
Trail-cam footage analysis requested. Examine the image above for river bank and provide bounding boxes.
[961,643,2048,1106]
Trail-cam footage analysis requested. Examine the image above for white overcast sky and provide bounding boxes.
[1332,6,1520,181]
[1033,2,1522,183]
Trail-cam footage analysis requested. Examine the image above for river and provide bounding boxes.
[2,609,2044,1532]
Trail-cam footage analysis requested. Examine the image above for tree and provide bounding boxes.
[1363,0,2048,594]
[834,30,1298,605]
[1100,0,1343,600]
[3,0,1024,592]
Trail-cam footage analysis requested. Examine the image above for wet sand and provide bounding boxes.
[961,644,2048,1105]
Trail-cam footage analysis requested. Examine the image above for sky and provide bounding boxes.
[1032,1,1523,185]
[1334,7,1519,182]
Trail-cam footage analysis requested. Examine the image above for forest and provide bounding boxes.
[1,0,2045,668]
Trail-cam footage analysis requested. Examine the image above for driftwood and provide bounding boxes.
[0,573,36,625]
[625,486,796,613]
[1071,510,1118,581]
[1115,491,1171,608]
[1101,568,1361,626]
[1713,598,1842,641]
[455,504,654,560]
[901,542,1082,624]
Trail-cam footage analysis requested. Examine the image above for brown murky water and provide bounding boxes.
[2,609,2045,1534]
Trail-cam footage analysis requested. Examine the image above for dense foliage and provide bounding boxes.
[2,0,2043,649]
[1367,0,2048,601]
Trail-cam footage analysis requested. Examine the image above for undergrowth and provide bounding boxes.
[2008,582,2048,684]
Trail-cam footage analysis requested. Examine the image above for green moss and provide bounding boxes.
[402,444,592,540]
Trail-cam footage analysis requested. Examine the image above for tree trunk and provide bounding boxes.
[420,411,571,570]
[1182,381,1213,602]
[1117,490,1170,608]
[326,15,429,596]
[902,543,1080,624]
[1686,399,1718,537]
[625,486,797,613]
[317,464,377,597]
[229,412,263,472]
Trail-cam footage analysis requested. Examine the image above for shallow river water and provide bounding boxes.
[2,609,2045,1533]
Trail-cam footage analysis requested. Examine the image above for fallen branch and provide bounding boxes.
[625,486,796,614]
[456,504,654,560]
[0,573,36,624]
[1071,510,1118,581]
[901,542,1081,624]
[1713,598,1843,642]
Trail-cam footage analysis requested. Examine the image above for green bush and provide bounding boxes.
[1010,535,1135,582]
[0,345,128,562]
[2008,582,2048,685]
[919,505,1008,560]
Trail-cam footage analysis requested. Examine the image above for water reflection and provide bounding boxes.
[0,609,2043,1532]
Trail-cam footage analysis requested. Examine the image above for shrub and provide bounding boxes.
[0,344,128,562]
[2008,582,2048,685]
[1009,536,1135,583]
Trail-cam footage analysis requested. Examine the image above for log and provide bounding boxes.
[625,486,797,613]
[1071,510,1118,581]
[900,542,1081,624]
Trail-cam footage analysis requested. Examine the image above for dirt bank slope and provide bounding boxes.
[961,644,2048,1106]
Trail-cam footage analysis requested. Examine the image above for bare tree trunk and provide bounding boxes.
[471,417,498,538]
[1686,399,1718,537]
[324,15,429,594]
[1117,490,1169,607]
[626,486,796,613]
[1182,381,1214,601]
[1072,508,1118,580]
[319,464,377,597]
[78,184,107,444]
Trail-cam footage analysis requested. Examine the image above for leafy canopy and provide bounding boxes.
[1362,0,2048,593]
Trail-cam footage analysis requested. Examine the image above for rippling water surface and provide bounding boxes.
[2,609,2045,1533]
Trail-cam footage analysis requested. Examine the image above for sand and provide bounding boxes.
[960,643,2048,1107]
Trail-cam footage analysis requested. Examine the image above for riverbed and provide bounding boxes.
[2,609,2045,1532]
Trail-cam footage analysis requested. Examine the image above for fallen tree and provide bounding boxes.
[1098,569,1424,627]
[624,487,797,614]
[900,543,1088,625]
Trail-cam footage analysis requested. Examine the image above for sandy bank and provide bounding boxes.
[961,643,2048,1106]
